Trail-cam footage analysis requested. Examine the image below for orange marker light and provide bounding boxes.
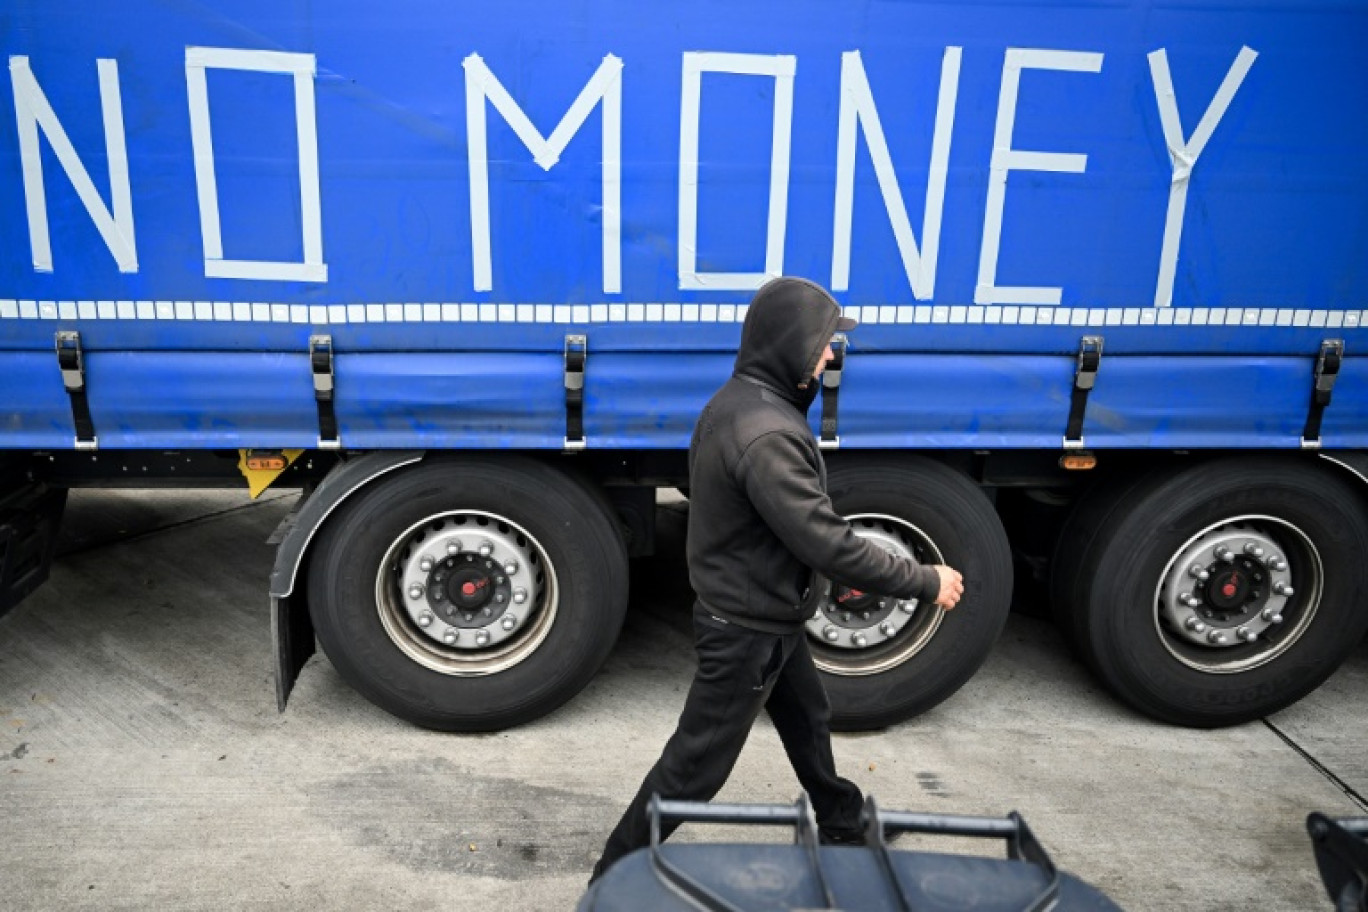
[1059,451,1098,471]
[245,451,288,471]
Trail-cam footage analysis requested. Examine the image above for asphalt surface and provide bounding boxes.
[1,488,1364,910]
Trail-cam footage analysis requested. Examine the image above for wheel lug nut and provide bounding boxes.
[495,593,505,604]
[1273,582,1294,596]
[408,585,425,600]
[1268,556,1287,571]
[513,589,527,604]
[1185,618,1207,633]
[1214,546,1234,562]
[1180,593,1200,608]
[1237,627,1256,642]
[478,541,494,557]
[1189,564,1210,580]
[879,622,897,637]
[419,557,434,572]
[1207,630,1227,645]
[823,626,839,642]
[475,630,490,646]
[1243,542,1265,558]
[501,615,517,631]
[860,611,870,621]
[446,540,462,555]
[852,633,867,647]
[418,613,433,628]
[442,630,458,644]
[1261,608,1284,624]
[503,561,519,575]
[900,601,916,614]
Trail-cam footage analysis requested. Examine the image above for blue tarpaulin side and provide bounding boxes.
[0,351,71,446]
[335,353,564,448]
[1,1,1365,450]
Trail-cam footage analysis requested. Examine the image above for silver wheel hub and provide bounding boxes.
[376,511,557,676]
[807,514,945,677]
[1154,515,1321,673]
[398,525,538,650]
[807,526,922,651]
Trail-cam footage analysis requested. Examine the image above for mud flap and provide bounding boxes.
[271,592,316,711]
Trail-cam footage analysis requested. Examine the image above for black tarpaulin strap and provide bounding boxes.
[310,335,339,448]
[564,334,587,450]
[820,334,847,448]
[1302,340,1343,448]
[55,331,96,448]
[1064,336,1103,448]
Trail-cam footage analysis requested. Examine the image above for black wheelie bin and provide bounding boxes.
[579,795,1122,911]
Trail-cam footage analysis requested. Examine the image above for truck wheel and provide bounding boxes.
[1062,458,1368,727]
[815,458,1013,730]
[306,457,628,731]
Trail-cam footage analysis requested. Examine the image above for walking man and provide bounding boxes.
[590,277,965,880]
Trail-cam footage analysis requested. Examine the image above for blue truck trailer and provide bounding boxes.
[2,0,1366,731]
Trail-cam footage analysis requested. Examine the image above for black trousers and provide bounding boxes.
[591,603,864,879]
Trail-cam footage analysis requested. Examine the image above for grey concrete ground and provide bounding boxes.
[1,489,1364,911]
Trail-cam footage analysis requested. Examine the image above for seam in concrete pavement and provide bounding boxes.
[1262,719,1368,813]
[57,492,296,558]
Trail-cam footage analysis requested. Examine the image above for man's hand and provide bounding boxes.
[933,565,964,609]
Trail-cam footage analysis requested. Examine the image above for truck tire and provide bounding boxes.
[1059,458,1368,727]
[306,457,628,731]
[1049,469,1166,662]
[816,458,1013,730]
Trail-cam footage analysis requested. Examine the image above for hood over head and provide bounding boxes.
[733,277,857,409]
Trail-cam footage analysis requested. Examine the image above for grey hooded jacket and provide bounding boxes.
[685,277,941,633]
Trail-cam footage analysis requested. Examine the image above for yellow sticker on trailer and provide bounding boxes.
[237,449,305,498]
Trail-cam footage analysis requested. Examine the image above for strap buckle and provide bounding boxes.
[1074,335,1102,391]
[55,331,85,392]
